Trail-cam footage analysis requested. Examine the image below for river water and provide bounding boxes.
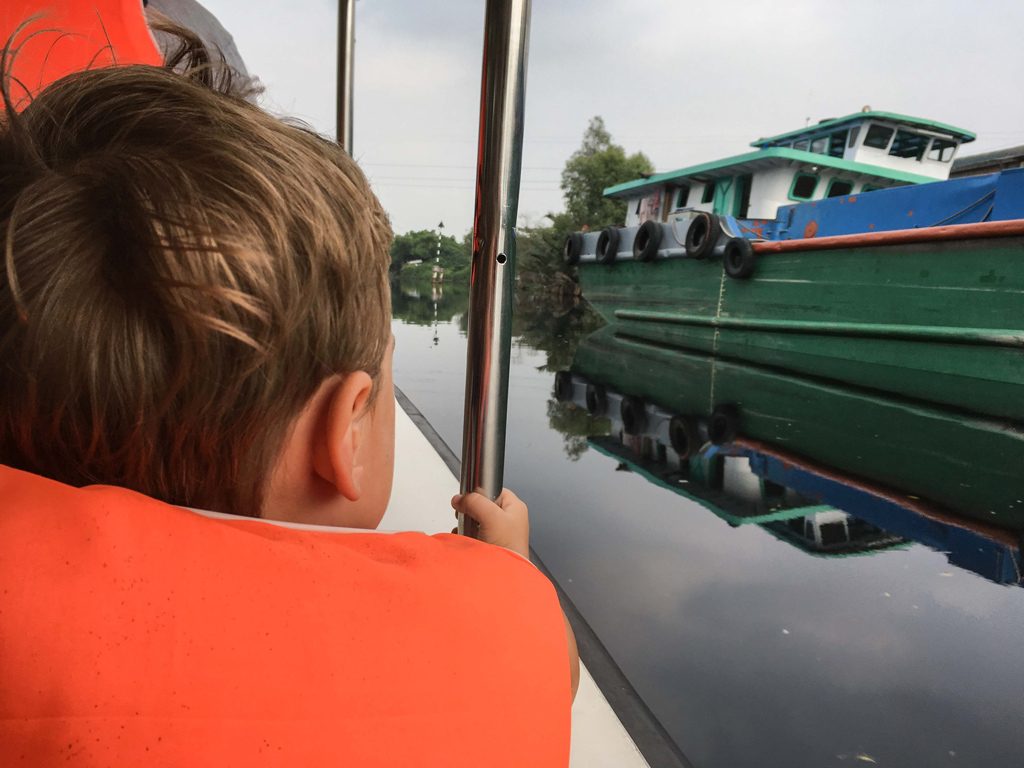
[391,283,1024,768]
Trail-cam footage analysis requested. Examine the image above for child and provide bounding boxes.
[0,47,576,767]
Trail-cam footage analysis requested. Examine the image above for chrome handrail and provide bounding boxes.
[458,0,531,535]
[336,0,355,152]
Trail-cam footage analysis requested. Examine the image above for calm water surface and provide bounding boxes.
[391,285,1024,768]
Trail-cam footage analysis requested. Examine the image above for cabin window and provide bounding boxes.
[789,172,819,200]
[794,139,810,151]
[701,181,716,204]
[734,174,753,218]
[675,185,691,208]
[847,126,860,147]
[863,124,894,149]
[889,130,929,160]
[810,136,828,155]
[635,198,642,215]
[828,131,847,157]
[861,183,883,193]
[826,179,854,198]
[927,138,957,162]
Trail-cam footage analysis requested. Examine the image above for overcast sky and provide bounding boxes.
[205,0,1024,236]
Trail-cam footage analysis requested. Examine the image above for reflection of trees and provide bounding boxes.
[512,292,603,372]
[391,283,469,327]
[518,291,607,461]
[394,265,608,462]
[546,398,609,461]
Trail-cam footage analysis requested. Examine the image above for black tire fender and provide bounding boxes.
[596,226,620,264]
[620,395,647,435]
[708,404,740,446]
[563,232,584,266]
[723,237,757,279]
[554,371,574,402]
[633,220,663,261]
[668,415,701,459]
[585,384,608,416]
[684,212,719,259]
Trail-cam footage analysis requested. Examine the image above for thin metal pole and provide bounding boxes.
[336,0,355,153]
[458,0,532,537]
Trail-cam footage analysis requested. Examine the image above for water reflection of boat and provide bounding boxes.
[555,328,1024,585]
[589,435,909,558]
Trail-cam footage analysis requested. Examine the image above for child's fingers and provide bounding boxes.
[496,488,524,512]
[456,492,501,528]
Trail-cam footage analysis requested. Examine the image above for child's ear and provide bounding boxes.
[312,372,374,501]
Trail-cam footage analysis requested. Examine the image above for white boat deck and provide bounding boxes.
[383,402,649,768]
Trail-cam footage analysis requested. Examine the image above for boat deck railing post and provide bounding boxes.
[459,0,532,536]
[336,0,355,153]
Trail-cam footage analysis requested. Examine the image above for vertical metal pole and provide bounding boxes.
[336,0,355,153]
[458,0,531,537]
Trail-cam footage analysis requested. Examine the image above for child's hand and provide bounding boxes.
[451,489,529,559]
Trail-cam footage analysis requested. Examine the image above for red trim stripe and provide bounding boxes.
[753,219,1024,254]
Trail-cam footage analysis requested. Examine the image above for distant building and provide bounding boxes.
[951,145,1024,178]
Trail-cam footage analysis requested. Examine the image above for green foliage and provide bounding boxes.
[391,229,468,271]
[390,228,471,286]
[560,116,653,229]
[546,399,610,462]
[515,211,576,290]
[514,117,653,292]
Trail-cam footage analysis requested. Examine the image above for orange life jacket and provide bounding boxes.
[1,0,162,108]
[0,465,570,766]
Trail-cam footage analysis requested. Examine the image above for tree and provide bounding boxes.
[389,229,470,281]
[516,212,575,282]
[560,116,654,229]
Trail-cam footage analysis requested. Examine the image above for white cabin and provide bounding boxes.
[607,111,975,225]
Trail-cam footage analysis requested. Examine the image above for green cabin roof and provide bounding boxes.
[751,110,976,148]
[603,146,937,199]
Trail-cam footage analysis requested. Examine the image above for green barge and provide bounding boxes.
[578,221,1024,421]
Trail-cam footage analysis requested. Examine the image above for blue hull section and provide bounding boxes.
[727,168,1024,241]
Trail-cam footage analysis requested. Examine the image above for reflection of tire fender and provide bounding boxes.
[596,227,620,264]
[554,371,574,402]
[563,233,583,265]
[668,415,701,459]
[585,384,607,416]
[620,395,647,435]
[723,237,757,279]
[633,220,662,261]
[685,212,718,259]
[708,404,740,445]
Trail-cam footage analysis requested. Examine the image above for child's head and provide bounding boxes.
[0,62,396,523]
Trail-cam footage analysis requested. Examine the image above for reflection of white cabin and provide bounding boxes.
[607,111,976,225]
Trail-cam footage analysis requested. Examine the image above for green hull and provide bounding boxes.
[579,235,1024,420]
[571,327,1024,528]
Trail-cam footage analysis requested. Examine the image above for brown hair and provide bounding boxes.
[0,57,392,516]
